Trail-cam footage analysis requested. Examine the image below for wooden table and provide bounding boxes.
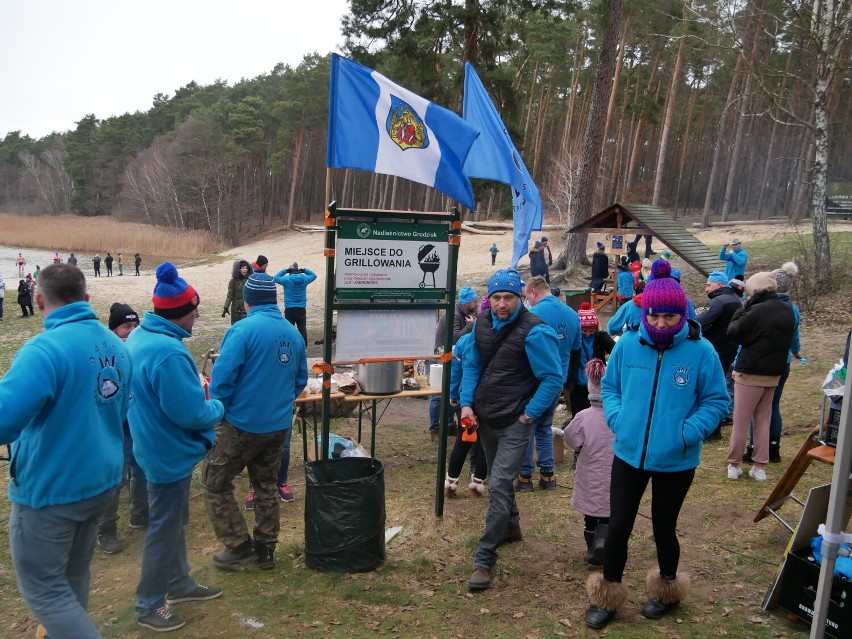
[298,388,440,461]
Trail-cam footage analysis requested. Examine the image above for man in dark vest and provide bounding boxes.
[459,269,563,591]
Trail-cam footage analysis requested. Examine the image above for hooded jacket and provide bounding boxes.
[607,295,644,336]
[210,305,308,433]
[602,320,729,472]
[616,264,635,298]
[274,267,317,308]
[126,311,224,483]
[529,294,581,384]
[0,302,129,507]
[224,259,252,321]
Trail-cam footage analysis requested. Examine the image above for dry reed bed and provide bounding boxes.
[0,213,223,258]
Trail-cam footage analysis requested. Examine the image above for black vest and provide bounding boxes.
[473,308,543,428]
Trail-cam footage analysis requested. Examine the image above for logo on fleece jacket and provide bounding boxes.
[97,355,122,399]
[673,365,690,387]
[278,340,293,364]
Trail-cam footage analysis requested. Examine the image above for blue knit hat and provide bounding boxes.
[487,269,523,297]
[243,272,278,306]
[707,271,728,285]
[458,286,478,305]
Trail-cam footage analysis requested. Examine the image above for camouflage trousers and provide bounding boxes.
[201,420,287,549]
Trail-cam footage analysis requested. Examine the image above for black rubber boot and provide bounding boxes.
[589,524,607,566]
[583,530,595,562]
[742,444,754,464]
[769,441,781,463]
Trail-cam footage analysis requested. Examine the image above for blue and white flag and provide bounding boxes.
[327,54,478,209]
[463,63,543,268]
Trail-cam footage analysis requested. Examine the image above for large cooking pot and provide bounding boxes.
[354,361,403,395]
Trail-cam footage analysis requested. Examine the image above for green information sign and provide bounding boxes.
[336,220,450,300]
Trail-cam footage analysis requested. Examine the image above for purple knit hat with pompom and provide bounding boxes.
[641,259,687,349]
[642,259,688,315]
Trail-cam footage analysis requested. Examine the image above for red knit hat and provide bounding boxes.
[152,262,200,319]
[578,302,598,329]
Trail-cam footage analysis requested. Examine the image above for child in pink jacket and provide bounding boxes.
[565,359,613,565]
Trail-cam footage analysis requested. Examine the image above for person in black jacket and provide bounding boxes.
[589,242,610,293]
[696,271,742,440]
[725,272,795,482]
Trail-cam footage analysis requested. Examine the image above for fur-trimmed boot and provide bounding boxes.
[585,573,628,629]
[444,474,459,497]
[641,569,690,619]
[469,476,486,497]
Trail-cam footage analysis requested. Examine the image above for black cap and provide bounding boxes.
[108,303,140,330]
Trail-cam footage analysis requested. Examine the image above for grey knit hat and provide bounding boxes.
[771,261,799,295]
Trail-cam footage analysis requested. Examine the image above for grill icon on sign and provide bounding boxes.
[418,244,440,289]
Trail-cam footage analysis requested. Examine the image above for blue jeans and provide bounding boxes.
[100,426,148,529]
[136,477,199,615]
[276,427,293,485]
[428,394,440,432]
[520,400,557,476]
[725,364,735,419]
[10,489,114,638]
[474,419,533,570]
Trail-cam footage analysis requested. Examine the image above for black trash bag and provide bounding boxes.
[304,457,386,572]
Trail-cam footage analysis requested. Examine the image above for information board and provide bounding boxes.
[335,309,437,361]
[335,220,449,299]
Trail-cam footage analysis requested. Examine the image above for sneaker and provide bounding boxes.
[514,476,534,493]
[255,541,275,570]
[213,539,257,569]
[244,490,255,511]
[277,483,295,503]
[97,530,124,555]
[749,467,767,482]
[727,464,742,480]
[129,514,149,529]
[138,605,185,632]
[166,583,222,604]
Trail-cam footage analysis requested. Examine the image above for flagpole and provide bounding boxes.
[325,168,332,207]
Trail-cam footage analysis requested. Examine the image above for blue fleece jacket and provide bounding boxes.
[607,298,644,336]
[274,268,317,309]
[529,294,581,380]
[719,246,748,280]
[0,302,129,508]
[617,269,635,298]
[779,294,802,363]
[126,311,224,484]
[460,304,563,420]
[601,320,729,472]
[210,305,308,432]
[449,333,472,402]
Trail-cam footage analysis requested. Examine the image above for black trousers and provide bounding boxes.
[603,456,695,583]
[284,307,307,345]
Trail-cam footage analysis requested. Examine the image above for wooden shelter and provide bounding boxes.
[568,202,719,276]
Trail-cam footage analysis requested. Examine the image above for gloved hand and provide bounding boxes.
[222,308,229,318]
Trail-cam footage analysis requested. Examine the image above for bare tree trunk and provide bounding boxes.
[652,9,689,206]
[555,0,623,270]
[673,78,699,218]
[560,22,588,165]
[286,115,306,229]
[625,47,663,194]
[701,53,745,227]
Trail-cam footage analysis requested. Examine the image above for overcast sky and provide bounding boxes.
[0,0,348,139]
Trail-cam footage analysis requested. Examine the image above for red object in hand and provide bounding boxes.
[461,415,479,442]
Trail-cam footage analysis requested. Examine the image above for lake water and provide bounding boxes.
[0,245,123,279]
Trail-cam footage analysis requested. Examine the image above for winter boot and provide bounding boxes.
[769,441,781,463]
[468,476,486,497]
[585,573,628,629]
[98,526,124,555]
[589,524,608,566]
[514,475,534,493]
[742,444,754,464]
[538,471,556,490]
[641,570,690,619]
[444,474,459,498]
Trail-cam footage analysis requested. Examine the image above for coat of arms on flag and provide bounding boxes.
[387,96,430,151]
